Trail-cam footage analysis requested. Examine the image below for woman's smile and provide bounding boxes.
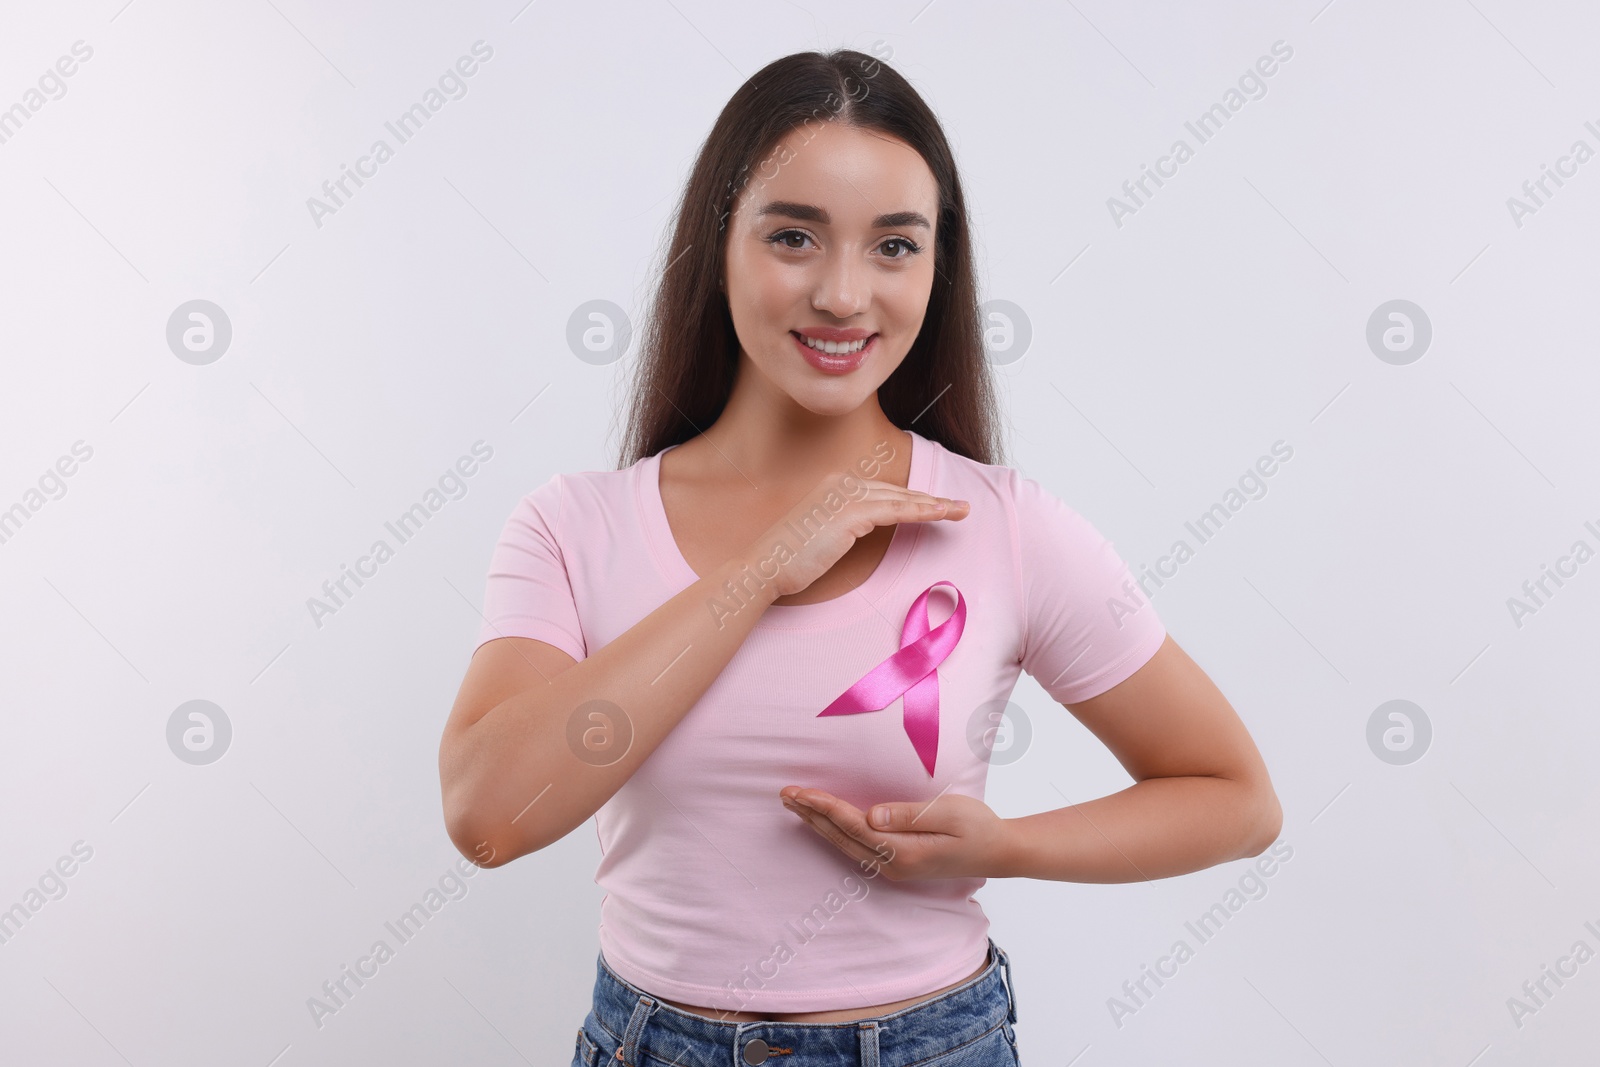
[790,329,878,374]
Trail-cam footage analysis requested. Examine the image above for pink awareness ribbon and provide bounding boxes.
[816,581,966,777]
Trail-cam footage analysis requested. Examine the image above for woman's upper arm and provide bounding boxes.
[1005,468,1279,839]
[1007,470,1264,785]
[1063,634,1274,793]
[438,636,578,863]
[446,474,587,749]
[442,636,577,745]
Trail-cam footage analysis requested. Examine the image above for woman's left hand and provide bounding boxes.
[778,787,1013,880]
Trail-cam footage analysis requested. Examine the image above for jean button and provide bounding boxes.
[742,1038,770,1064]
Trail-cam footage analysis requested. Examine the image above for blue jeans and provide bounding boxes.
[571,938,1020,1066]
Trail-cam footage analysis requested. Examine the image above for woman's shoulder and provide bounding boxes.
[923,438,1102,546]
[503,454,648,530]
[527,450,650,493]
[921,434,1030,505]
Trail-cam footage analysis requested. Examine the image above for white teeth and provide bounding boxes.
[798,334,870,355]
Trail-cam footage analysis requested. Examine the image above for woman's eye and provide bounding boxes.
[770,230,812,250]
[766,231,922,259]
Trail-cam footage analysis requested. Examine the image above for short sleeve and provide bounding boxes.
[1009,469,1166,705]
[473,474,587,662]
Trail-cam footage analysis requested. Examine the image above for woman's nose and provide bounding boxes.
[811,254,868,317]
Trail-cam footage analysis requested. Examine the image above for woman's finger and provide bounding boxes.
[783,799,887,868]
[846,477,969,512]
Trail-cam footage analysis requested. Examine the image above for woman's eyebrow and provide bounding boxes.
[755,200,932,230]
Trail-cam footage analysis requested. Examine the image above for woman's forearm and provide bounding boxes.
[445,547,778,864]
[994,775,1281,882]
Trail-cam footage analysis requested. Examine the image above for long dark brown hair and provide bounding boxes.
[615,48,1005,470]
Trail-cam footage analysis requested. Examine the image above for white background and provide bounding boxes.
[2,1,1596,1064]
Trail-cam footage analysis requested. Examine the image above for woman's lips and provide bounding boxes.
[792,331,876,374]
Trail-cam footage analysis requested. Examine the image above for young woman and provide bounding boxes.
[438,48,1280,1067]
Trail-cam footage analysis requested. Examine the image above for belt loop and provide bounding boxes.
[857,1017,883,1067]
[857,1020,880,1067]
[993,939,1017,1024]
[617,994,657,1066]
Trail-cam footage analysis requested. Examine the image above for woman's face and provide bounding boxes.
[721,120,940,417]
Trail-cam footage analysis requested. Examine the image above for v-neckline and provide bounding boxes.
[639,429,934,630]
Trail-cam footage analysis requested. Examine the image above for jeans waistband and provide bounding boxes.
[591,938,1016,1066]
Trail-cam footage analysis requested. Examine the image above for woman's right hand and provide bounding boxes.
[748,471,971,600]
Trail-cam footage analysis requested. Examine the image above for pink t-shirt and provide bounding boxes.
[474,429,1166,1011]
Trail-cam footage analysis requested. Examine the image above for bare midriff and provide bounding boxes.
[651,957,990,1023]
